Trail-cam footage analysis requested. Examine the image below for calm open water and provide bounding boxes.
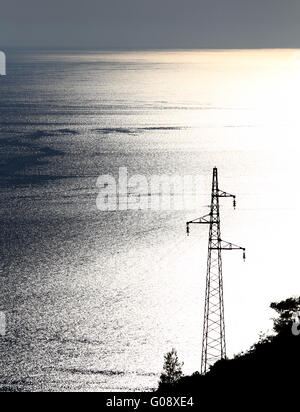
[0,49,299,391]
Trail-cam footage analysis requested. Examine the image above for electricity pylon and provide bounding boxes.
[186,167,246,375]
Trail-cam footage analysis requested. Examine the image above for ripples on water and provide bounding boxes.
[0,49,299,391]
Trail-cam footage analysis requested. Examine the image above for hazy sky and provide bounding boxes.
[1,0,300,49]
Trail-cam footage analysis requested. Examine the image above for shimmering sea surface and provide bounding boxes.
[0,49,299,391]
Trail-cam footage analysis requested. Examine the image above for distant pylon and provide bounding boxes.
[186,167,246,374]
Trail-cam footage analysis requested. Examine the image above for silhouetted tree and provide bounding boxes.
[158,348,183,390]
[270,296,300,335]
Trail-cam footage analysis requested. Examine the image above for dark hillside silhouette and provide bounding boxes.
[157,297,300,405]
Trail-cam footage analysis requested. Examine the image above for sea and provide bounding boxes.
[0,49,299,391]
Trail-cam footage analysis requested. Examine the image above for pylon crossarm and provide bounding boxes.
[187,214,211,225]
[217,190,237,209]
[217,189,235,199]
[218,239,245,250]
[186,214,211,235]
[213,240,246,261]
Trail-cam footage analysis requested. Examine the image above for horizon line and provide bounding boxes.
[2,46,300,52]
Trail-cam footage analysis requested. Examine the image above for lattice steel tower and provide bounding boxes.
[186,167,246,374]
